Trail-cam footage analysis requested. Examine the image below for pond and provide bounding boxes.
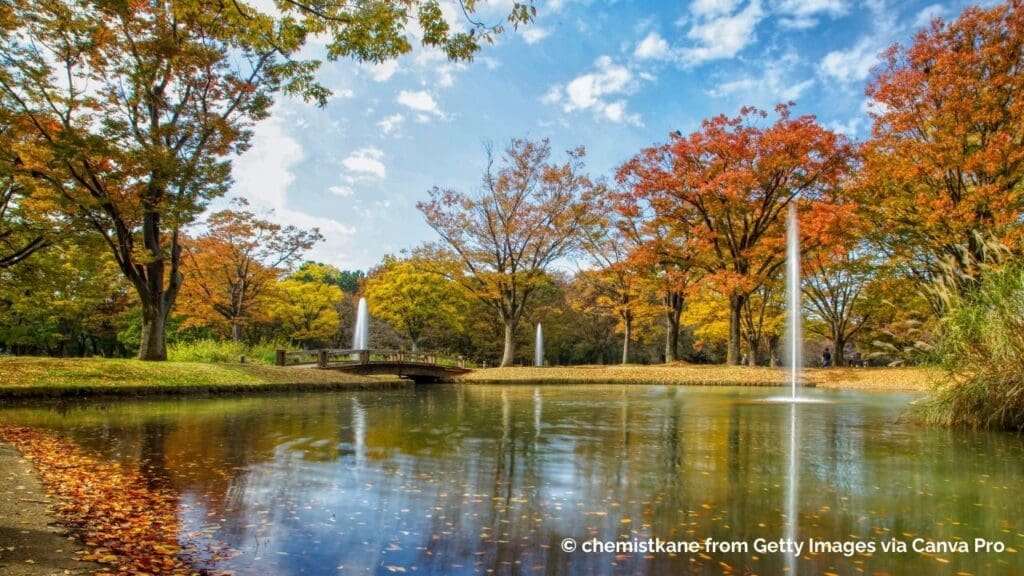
[2,385,1022,575]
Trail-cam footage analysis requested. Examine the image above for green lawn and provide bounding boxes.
[0,356,401,398]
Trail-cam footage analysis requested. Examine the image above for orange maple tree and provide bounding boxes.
[863,1,1024,294]
[178,199,321,341]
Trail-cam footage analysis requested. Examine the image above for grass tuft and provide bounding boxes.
[167,339,288,365]
[920,262,1024,430]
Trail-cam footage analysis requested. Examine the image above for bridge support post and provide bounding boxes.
[276,349,286,366]
[359,350,370,364]
[317,350,328,368]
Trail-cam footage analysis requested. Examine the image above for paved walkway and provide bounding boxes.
[0,441,95,576]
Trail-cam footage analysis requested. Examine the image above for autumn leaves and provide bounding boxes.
[0,426,211,575]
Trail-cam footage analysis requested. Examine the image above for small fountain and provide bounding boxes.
[353,297,370,351]
[534,323,544,367]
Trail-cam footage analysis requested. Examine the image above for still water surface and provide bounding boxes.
[2,385,1022,575]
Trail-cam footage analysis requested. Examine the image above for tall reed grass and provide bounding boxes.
[922,261,1024,430]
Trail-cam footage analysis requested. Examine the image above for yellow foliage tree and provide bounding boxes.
[363,255,467,351]
[269,272,343,348]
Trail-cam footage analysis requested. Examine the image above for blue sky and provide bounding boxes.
[227,0,986,271]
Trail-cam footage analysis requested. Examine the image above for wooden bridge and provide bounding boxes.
[275,348,472,383]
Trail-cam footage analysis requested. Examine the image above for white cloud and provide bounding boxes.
[229,107,355,243]
[342,146,387,180]
[328,185,354,197]
[819,38,882,83]
[541,84,563,105]
[365,60,399,82]
[862,97,890,117]
[397,90,446,118]
[778,0,847,14]
[818,0,895,84]
[708,52,815,103]
[521,26,551,44]
[413,47,466,88]
[330,88,355,100]
[479,56,501,70]
[692,0,741,17]
[634,31,672,60]
[543,56,644,125]
[826,117,863,137]
[232,112,301,210]
[913,3,947,28]
[681,0,765,65]
[377,113,405,136]
[775,0,848,27]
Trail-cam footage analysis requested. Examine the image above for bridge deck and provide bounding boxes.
[276,349,471,383]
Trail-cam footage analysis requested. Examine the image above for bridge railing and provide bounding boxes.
[275,348,468,369]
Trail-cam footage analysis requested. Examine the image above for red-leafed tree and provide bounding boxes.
[611,188,701,363]
[863,1,1024,299]
[618,104,852,365]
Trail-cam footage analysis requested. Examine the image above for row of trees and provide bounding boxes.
[2,1,1022,368]
[416,1,1024,367]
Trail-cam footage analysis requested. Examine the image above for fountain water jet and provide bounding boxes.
[534,323,544,367]
[353,297,370,350]
[786,202,801,398]
[764,203,828,404]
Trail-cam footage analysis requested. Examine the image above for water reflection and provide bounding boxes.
[2,386,1022,575]
[786,403,799,576]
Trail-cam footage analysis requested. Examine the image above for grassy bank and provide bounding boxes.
[0,357,941,399]
[0,357,403,398]
[457,364,940,391]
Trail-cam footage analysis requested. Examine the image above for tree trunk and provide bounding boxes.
[727,294,745,365]
[746,335,759,366]
[500,321,515,367]
[138,303,168,361]
[231,322,243,343]
[832,329,846,367]
[621,317,632,365]
[664,291,683,363]
[665,319,679,363]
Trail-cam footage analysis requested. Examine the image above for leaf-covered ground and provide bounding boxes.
[0,425,218,575]
[458,364,940,391]
[0,357,401,397]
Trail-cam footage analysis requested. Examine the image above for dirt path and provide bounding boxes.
[0,441,95,575]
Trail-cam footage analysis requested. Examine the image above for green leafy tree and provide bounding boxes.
[0,238,132,356]
[293,262,364,293]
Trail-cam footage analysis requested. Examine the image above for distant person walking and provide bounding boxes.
[821,348,832,368]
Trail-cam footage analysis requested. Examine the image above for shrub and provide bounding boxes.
[167,339,291,365]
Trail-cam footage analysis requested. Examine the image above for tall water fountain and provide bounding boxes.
[782,202,807,575]
[785,202,802,398]
[534,323,544,367]
[353,297,370,350]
